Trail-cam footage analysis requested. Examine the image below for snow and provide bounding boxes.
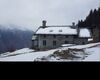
[37,43,100,61]
[62,42,100,49]
[0,43,100,61]
[88,38,93,41]
[83,47,100,61]
[61,44,76,47]
[0,49,57,61]
[36,27,91,38]
[36,27,77,35]
[32,36,37,40]
[13,48,34,54]
[79,29,91,38]
[0,48,34,58]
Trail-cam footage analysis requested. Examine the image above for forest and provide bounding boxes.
[78,8,100,29]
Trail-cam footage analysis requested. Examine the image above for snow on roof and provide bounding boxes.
[79,29,91,38]
[61,44,76,47]
[88,38,93,41]
[36,27,77,35]
[32,36,37,40]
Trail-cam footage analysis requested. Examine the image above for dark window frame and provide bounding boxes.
[65,35,68,38]
[43,40,46,46]
[53,35,56,38]
[43,35,46,38]
[65,41,68,44]
[73,35,77,38]
[53,41,57,46]
[59,30,62,32]
[82,42,85,45]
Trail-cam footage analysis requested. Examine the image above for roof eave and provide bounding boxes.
[35,33,77,35]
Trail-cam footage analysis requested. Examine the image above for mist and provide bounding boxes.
[0,0,99,30]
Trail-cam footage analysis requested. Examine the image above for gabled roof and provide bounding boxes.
[35,26,91,38]
[35,26,77,35]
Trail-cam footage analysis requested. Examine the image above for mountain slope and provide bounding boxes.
[0,24,33,53]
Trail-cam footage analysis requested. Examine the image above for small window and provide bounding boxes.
[65,41,68,44]
[65,36,68,38]
[59,30,62,32]
[53,41,57,46]
[73,36,77,38]
[43,40,46,46]
[82,42,85,45]
[43,35,46,38]
[50,30,53,32]
[53,35,56,38]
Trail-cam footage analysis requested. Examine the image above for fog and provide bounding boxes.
[0,0,99,30]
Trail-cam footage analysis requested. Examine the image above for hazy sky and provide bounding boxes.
[0,0,99,30]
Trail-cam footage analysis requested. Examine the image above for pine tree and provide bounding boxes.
[97,8,100,26]
[77,7,100,28]
[85,10,93,27]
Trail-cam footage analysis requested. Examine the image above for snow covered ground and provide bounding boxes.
[0,43,100,62]
[0,49,57,61]
[83,46,100,61]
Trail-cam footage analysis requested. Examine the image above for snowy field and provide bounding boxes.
[0,43,100,62]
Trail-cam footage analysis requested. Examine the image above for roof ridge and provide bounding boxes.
[46,25,72,27]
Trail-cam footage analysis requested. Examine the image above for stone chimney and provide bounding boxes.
[42,20,47,28]
[71,22,76,29]
[72,22,75,27]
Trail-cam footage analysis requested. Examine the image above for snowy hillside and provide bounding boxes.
[0,43,100,62]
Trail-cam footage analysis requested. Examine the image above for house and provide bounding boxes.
[32,21,91,50]
[92,25,100,42]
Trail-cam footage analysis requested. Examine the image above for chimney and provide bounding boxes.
[42,20,47,28]
[72,22,75,26]
[71,22,76,29]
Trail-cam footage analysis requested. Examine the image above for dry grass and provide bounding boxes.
[52,48,86,60]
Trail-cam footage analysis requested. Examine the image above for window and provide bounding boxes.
[73,35,77,38]
[50,30,53,32]
[53,41,57,46]
[82,42,85,45]
[53,35,56,38]
[43,40,46,46]
[43,35,46,38]
[65,41,68,44]
[65,36,68,38]
[59,30,62,32]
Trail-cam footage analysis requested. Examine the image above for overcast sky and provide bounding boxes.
[0,0,99,30]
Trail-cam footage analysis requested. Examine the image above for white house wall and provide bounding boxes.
[38,35,75,49]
